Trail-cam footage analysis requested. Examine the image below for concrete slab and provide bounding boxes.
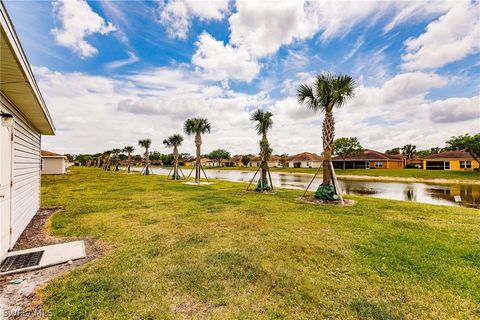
[0,241,86,276]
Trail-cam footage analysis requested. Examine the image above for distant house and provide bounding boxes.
[41,150,67,175]
[1,2,55,260]
[227,154,281,168]
[331,149,404,169]
[423,150,479,171]
[407,156,424,169]
[287,152,323,168]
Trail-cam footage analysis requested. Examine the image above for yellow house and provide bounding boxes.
[423,150,479,171]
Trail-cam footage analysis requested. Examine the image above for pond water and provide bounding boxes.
[150,167,480,208]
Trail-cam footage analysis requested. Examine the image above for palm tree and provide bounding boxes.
[250,109,273,191]
[112,148,122,171]
[184,118,211,183]
[123,146,135,173]
[138,139,152,175]
[402,144,417,163]
[163,134,184,180]
[102,150,112,171]
[297,72,355,200]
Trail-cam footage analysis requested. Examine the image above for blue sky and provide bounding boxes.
[4,0,480,155]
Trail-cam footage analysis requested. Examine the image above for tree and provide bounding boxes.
[112,148,122,171]
[138,139,152,175]
[123,146,135,173]
[209,149,230,166]
[163,134,184,180]
[333,137,363,169]
[297,72,355,200]
[446,133,480,163]
[402,144,417,162]
[102,150,112,171]
[385,147,401,155]
[184,118,211,183]
[241,155,250,167]
[280,154,289,168]
[250,109,273,191]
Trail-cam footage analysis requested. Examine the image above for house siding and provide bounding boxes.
[1,95,41,248]
[423,159,480,171]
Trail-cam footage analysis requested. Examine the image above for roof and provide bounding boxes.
[287,152,323,162]
[331,149,403,161]
[1,2,55,135]
[41,150,66,158]
[425,150,474,160]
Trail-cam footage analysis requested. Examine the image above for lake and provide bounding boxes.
[149,167,480,208]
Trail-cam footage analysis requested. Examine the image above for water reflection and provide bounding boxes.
[150,168,479,208]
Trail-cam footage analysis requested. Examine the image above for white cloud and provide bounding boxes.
[51,0,116,58]
[192,32,260,82]
[157,0,229,39]
[428,96,480,123]
[105,51,140,69]
[402,1,480,70]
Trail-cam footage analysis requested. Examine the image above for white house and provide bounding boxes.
[0,3,55,261]
[287,152,323,168]
[41,150,67,175]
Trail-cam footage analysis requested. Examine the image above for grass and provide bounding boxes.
[39,167,480,319]
[180,166,480,181]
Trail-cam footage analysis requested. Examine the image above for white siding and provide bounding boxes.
[1,95,41,247]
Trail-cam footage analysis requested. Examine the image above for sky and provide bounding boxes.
[4,0,480,156]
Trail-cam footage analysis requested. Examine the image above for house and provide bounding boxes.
[1,2,55,260]
[407,156,424,169]
[286,152,323,168]
[41,150,67,175]
[423,150,479,171]
[331,149,404,169]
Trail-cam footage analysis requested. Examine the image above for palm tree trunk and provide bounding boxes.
[195,133,201,183]
[173,146,179,180]
[127,153,131,173]
[145,147,150,175]
[322,111,335,185]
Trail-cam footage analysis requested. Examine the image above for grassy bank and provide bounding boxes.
[176,166,480,181]
[39,168,479,319]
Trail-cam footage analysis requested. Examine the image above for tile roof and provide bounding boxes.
[287,152,323,162]
[425,150,473,159]
[41,150,65,157]
[331,149,403,161]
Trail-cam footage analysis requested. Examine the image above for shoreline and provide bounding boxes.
[142,166,480,185]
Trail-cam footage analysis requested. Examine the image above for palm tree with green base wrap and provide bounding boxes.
[163,134,184,180]
[138,139,152,175]
[250,109,273,192]
[184,118,211,183]
[123,146,135,173]
[297,73,355,200]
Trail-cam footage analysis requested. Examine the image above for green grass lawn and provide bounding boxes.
[191,166,480,181]
[40,168,480,319]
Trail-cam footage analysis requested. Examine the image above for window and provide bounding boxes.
[460,161,472,169]
[375,161,383,168]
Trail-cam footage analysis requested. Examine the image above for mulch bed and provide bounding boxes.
[0,208,108,319]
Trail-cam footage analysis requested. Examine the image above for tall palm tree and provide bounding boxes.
[184,118,211,183]
[402,144,417,162]
[138,139,152,175]
[112,148,122,171]
[250,109,273,191]
[163,134,184,180]
[102,150,112,171]
[123,146,135,173]
[297,72,355,200]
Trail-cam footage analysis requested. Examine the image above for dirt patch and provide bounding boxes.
[299,196,355,206]
[0,208,108,319]
[245,189,280,194]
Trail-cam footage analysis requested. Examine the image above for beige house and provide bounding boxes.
[41,150,67,175]
[1,2,55,260]
[287,152,323,168]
